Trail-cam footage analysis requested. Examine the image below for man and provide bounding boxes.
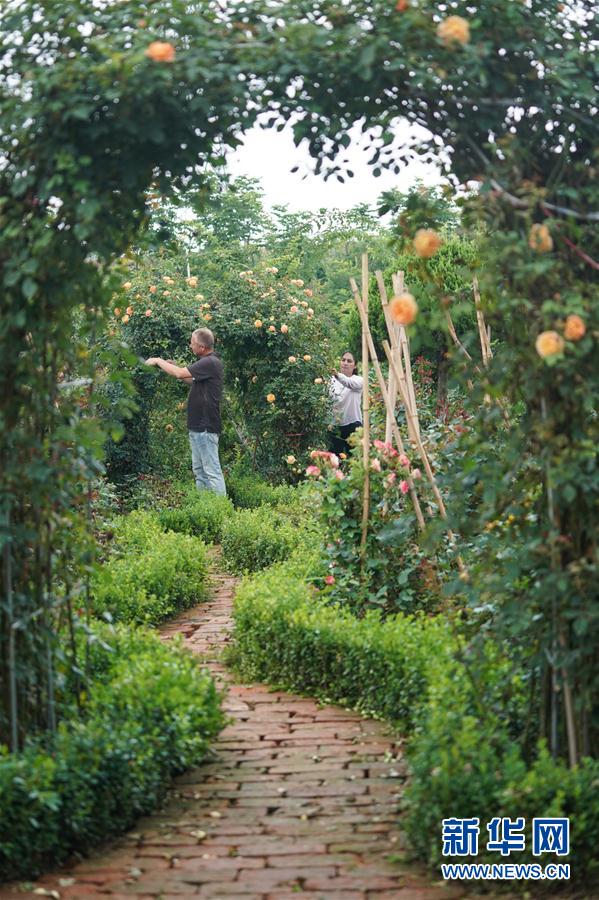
[145,327,226,495]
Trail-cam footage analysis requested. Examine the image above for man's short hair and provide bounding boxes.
[192,327,215,349]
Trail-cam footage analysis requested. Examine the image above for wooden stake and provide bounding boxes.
[360,253,370,558]
[391,273,420,442]
[383,339,466,572]
[350,279,426,531]
[473,276,492,366]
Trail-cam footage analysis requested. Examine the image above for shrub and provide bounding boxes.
[221,505,318,575]
[404,659,599,886]
[92,510,209,625]
[226,469,297,509]
[230,558,454,727]
[0,624,223,881]
[158,488,234,543]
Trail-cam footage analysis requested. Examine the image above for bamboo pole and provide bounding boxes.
[4,508,18,752]
[383,339,466,572]
[392,273,420,442]
[376,271,400,445]
[360,254,370,558]
[350,279,426,531]
[473,276,492,365]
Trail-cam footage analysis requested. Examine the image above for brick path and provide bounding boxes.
[1,565,468,900]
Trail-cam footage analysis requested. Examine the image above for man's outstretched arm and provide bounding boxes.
[145,357,192,383]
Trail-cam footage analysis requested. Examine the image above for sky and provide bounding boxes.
[226,121,445,212]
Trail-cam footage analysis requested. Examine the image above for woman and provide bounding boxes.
[329,351,363,457]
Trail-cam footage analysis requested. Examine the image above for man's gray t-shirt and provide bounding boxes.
[186,354,223,434]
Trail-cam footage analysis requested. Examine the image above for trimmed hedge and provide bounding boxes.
[230,555,454,727]
[221,506,318,575]
[158,488,234,543]
[0,625,224,881]
[92,510,209,625]
[226,470,296,509]
[231,561,599,887]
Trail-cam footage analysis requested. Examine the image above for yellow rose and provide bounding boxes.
[122,281,132,290]
[564,314,585,341]
[389,292,418,326]
[266,393,276,403]
[288,356,297,363]
[535,330,565,358]
[303,354,312,362]
[528,223,553,253]
[286,455,296,465]
[121,314,130,324]
[437,16,470,47]
[254,319,263,328]
[145,41,176,63]
[314,377,323,384]
[413,229,442,258]
[281,324,289,333]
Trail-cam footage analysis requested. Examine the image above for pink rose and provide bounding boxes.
[398,453,410,468]
[329,454,340,469]
[412,468,422,480]
[324,574,335,585]
[334,469,345,480]
[371,458,382,472]
[400,479,409,495]
[385,472,397,488]
[305,465,321,477]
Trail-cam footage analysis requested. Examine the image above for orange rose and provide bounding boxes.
[266,393,276,403]
[389,292,418,326]
[528,223,553,253]
[535,331,565,358]
[149,285,157,294]
[280,324,289,334]
[126,306,134,316]
[413,228,442,258]
[186,276,198,288]
[122,314,130,324]
[564,314,585,341]
[254,319,263,328]
[145,41,176,63]
[114,307,121,317]
[437,15,470,47]
[268,325,276,332]
[122,281,132,290]
[303,354,312,362]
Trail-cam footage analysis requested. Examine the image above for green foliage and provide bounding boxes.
[0,624,223,881]
[226,468,297,509]
[92,510,209,626]
[221,504,318,575]
[231,559,454,727]
[405,658,599,885]
[232,560,598,884]
[308,445,446,617]
[158,488,234,543]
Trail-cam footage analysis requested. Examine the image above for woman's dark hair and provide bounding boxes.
[341,350,358,376]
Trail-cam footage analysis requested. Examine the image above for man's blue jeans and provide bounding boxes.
[189,430,226,496]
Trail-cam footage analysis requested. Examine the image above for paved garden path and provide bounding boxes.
[3,564,468,900]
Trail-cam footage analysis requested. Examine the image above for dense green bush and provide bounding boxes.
[231,561,599,886]
[226,469,297,509]
[221,505,317,575]
[92,510,209,625]
[231,558,454,727]
[158,488,234,543]
[0,624,223,881]
[405,659,599,886]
